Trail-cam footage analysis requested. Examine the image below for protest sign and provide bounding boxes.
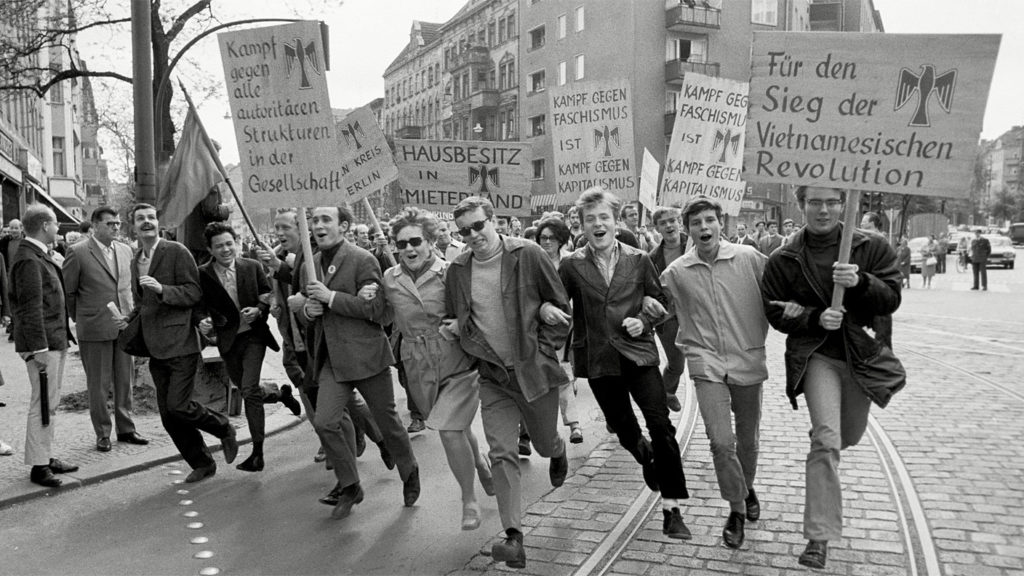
[334,106,399,204]
[394,139,532,216]
[662,73,748,215]
[744,32,1000,198]
[638,148,660,214]
[549,78,637,205]
[219,21,344,209]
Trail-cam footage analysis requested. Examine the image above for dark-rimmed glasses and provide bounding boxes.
[457,220,488,237]
[395,237,425,250]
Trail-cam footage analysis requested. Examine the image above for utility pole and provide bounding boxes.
[131,0,156,205]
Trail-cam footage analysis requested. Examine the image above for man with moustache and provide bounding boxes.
[290,206,418,519]
[63,206,147,452]
[648,206,687,413]
[661,198,770,550]
[446,196,570,568]
[558,188,691,541]
[113,204,238,483]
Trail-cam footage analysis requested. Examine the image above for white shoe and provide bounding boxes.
[0,440,13,456]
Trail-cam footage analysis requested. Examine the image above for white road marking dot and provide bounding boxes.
[183,511,199,518]
[190,537,209,545]
[186,522,204,529]
[199,568,220,575]
[179,500,194,506]
[168,470,183,475]
[171,480,184,485]
[194,551,214,559]
[176,489,190,495]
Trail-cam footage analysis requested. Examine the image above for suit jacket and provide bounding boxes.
[10,239,72,353]
[63,238,134,342]
[733,235,758,249]
[758,234,784,256]
[198,256,279,355]
[0,251,9,318]
[558,242,668,379]
[309,241,394,382]
[127,239,202,360]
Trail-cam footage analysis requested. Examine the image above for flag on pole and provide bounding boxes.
[156,106,225,228]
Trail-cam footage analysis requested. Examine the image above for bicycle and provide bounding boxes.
[955,251,968,273]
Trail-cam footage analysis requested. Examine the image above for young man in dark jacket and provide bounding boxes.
[762,186,901,569]
[559,188,691,540]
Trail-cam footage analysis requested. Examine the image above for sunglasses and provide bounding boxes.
[395,237,425,250]
[457,220,488,237]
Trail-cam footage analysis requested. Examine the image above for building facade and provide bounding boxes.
[981,126,1024,221]
[383,21,447,141]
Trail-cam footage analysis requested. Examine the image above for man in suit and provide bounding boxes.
[10,204,79,487]
[558,188,691,541]
[732,223,758,249]
[63,206,148,452]
[292,206,418,519]
[970,229,991,291]
[113,204,238,483]
[198,222,300,472]
[758,222,784,256]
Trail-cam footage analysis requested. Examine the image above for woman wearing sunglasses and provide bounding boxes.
[357,207,494,531]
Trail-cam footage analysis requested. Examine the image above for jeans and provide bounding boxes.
[589,355,689,499]
[694,379,762,505]
[478,366,564,531]
[802,354,872,540]
[655,317,685,397]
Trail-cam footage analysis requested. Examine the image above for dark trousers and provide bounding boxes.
[655,317,686,396]
[972,260,988,289]
[589,355,689,499]
[150,353,231,470]
[936,252,947,273]
[223,332,270,444]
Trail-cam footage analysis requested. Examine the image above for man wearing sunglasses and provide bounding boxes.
[445,197,571,569]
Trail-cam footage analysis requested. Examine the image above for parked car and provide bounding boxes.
[908,236,928,272]
[947,231,972,254]
[986,235,1016,269]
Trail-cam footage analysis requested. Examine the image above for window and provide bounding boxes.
[52,136,66,176]
[529,70,546,93]
[530,115,546,137]
[751,0,778,26]
[499,17,507,43]
[507,12,516,39]
[49,81,63,103]
[668,37,707,63]
[532,158,545,180]
[488,22,496,46]
[529,26,545,51]
[574,54,585,80]
[575,6,585,32]
[558,61,567,85]
[557,14,567,39]
[665,90,679,115]
[499,59,517,90]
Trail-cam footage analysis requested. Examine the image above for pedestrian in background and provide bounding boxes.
[896,237,912,289]
[936,233,949,274]
[0,249,10,456]
[762,186,902,570]
[920,235,937,289]
[648,206,687,413]
[62,206,147,453]
[661,198,769,550]
[559,188,692,541]
[970,229,991,290]
[10,204,78,487]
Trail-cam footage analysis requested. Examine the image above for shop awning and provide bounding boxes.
[26,180,81,225]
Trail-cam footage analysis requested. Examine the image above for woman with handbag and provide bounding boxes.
[920,235,937,288]
[762,186,903,570]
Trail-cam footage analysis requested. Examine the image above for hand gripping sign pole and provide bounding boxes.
[831,189,862,309]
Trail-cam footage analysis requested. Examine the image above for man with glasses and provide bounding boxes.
[762,187,901,569]
[648,206,687,412]
[446,197,570,568]
[63,206,147,453]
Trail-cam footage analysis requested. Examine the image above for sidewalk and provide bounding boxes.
[0,338,306,508]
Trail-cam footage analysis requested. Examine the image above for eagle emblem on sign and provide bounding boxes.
[593,126,620,158]
[284,38,321,89]
[469,164,499,193]
[894,65,956,127]
[713,129,742,163]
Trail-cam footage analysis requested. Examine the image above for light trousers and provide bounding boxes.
[24,350,67,466]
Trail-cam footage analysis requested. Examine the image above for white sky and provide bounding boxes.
[85,0,1024,172]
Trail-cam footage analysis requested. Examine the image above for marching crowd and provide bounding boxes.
[0,183,904,571]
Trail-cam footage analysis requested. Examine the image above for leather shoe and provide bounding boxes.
[96,437,112,452]
[30,465,61,488]
[662,507,692,539]
[117,432,149,445]
[492,529,526,568]
[48,458,79,474]
[331,483,365,519]
[313,446,327,463]
[378,441,395,470]
[407,418,425,433]
[798,540,828,569]
[723,511,745,549]
[745,487,761,521]
[236,453,265,472]
[403,465,421,506]
[549,451,568,487]
[666,394,682,412]
[518,435,532,456]
[356,432,366,457]
[279,384,302,416]
[221,427,238,464]
[319,483,342,506]
[641,458,660,492]
[185,464,217,483]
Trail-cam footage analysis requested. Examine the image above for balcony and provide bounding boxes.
[395,125,422,139]
[451,46,491,71]
[666,2,722,30]
[665,59,720,83]
[469,89,500,110]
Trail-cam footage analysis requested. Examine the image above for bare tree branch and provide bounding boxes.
[166,0,210,44]
[45,17,131,35]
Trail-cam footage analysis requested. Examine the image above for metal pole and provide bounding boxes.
[131,0,156,204]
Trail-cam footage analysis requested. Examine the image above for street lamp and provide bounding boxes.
[473,122,483,140]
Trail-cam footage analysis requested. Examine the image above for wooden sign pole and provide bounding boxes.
[295,206,317,285]
[361,196,396,269]
[830,189,863,309]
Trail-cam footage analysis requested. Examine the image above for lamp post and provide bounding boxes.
[473,122,484,140]
[131,0,156,204]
